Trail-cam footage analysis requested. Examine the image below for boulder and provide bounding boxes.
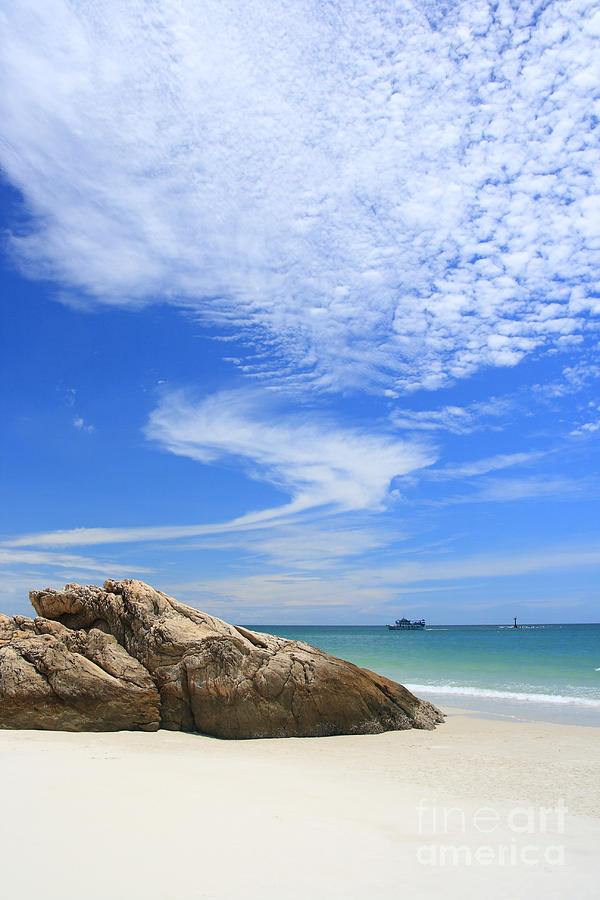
[30,579,444,738]
[0,613,160,731]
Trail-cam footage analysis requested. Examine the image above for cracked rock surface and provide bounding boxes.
[23,579,444,738]
[0,613,160,731]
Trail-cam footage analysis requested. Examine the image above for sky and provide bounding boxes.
[1,0,599,624]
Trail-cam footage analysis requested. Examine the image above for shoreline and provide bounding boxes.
[2,707,598,899]
[442,703,600,728]
[416,691,600,727]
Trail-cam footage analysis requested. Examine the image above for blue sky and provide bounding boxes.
[1,0,599,623]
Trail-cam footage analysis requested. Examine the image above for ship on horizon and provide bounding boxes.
[387,617,426,631]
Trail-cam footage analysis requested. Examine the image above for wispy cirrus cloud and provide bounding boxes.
[536,362,600,400]
[0,548,134,570]
[2,517,297,550]
[0,549,155,614]
[181,518,411,572]
[4,387,435,549]
[434,451,544,480]
[146,387,436,512]
[146,388,436,512]
[391,354,600,437]
[438,475,591,506]
[165,541,600,616]
[389,396,514,434]
[1,0,599,392]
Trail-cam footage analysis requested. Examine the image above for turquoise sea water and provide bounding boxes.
[261,624,600,726]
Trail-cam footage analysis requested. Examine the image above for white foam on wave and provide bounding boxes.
[405,683,600,708]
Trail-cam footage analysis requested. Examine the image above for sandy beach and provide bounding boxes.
[1,707,598,900]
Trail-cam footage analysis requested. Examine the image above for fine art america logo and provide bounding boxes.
[416,798,567,867]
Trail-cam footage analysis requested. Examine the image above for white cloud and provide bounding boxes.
[146,387,435,511]
[2,512,307,550]
[377,545,600,584]
[73,416,95,433]
[535,361,600,398]
[4,387,434,548]
[182,519,406,572]
[450,476,588,504]
[392,354,600,437]
[571,418,600,436]
[165,542,600,615]
[436,451,543,479]
[0,547,154,572]
[390,397,513,434]
[1,0,599,392]
[0,548,155,614]
[0,548,114,569]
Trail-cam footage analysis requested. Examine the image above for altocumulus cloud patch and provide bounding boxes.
[1,0,599,393]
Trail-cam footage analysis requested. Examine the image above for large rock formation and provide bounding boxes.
[25,579,443,738]
[0,613,160,731]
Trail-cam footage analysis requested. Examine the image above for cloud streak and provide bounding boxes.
[1,0,599,392]
[146,388,436,510]
[166,541,600,613]
[4,387,434,549]
[435,452,544,479]
[0,548,131,570]
[390,397,514,434]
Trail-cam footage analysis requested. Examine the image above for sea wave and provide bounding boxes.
[405,683,600,708]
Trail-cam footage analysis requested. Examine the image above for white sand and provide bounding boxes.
[1,708,598,899]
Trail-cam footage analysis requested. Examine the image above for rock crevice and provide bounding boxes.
[0,612,161,731]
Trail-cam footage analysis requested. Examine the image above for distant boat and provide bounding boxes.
[387,617,426,631]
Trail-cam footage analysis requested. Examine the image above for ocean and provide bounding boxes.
[261,623,600,726]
